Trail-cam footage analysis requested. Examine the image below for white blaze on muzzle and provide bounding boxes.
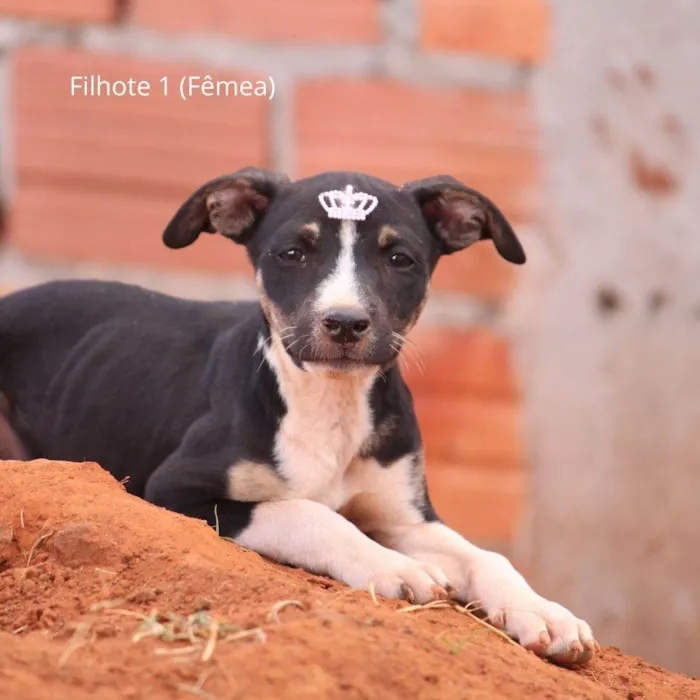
[315,185,379,313]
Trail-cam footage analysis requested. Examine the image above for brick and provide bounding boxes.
[10,183,253,275]
[10,48,269,272]
[433,244,518,300]
[295,79,537,300]
[419,0,549,64]
[426,464,523,542]
[295,80,537,222]
[415,394,523,469]
[403,326,519,400]
[0,0,116,23]
[14,48,269,194]
[131,0,381,44]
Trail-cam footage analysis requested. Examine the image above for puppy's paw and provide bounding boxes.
[487,595,599,666]
[465,553,599,666]
[365,555,451,605]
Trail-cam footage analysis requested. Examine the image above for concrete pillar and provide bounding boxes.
[513,0,700,675]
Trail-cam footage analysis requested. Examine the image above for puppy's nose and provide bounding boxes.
[322,308,371,344]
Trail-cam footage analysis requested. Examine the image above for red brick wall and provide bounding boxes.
[419,0,549,63]
[0,0,548,545]
[0,0,116,23]
[131,0,381,44]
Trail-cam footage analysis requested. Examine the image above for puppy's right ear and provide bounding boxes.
[163,167,290,249]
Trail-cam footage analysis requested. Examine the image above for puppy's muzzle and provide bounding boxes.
[321,308,371,345]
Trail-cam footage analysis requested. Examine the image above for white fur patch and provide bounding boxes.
[369,520,597,660]
[240,331,597,661]
[262,331,377,510]
[314,220,364,313]
[235,498,448,602]
[339,453,426,532]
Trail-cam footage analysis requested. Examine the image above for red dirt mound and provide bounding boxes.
[1,460,698,700]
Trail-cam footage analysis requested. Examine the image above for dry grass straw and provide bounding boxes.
[58,595,306,666]
[267,599,304,624]
[176,668,217,699]
[55,605,266,667]
[396,598,521,648]
[25,528,54,567]
[212,504,236,544]
[100,607,266,660]
[58,622,93,667]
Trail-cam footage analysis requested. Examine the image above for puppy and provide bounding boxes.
[0,168,597,665]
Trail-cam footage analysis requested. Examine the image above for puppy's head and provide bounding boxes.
[163,168,525,373]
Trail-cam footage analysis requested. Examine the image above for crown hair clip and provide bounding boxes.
[318,185,379,222]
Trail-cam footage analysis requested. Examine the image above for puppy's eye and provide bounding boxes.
[389,252,414,269]
[278,248,306,264]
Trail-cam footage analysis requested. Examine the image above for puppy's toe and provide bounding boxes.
[500,598,598,666]
[368,560,450,605]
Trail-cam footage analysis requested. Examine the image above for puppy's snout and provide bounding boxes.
[321,308,371,345]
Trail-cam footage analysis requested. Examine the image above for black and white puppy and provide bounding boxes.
[0,168,597,665]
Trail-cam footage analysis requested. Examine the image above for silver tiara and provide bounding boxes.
[318,185,378,221]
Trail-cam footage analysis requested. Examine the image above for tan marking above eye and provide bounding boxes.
[299,222,321,243]
[378,225,400,248]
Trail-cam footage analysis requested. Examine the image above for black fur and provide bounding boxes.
[0,169,522,537]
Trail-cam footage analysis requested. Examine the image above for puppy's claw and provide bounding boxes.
[524,629,552,657]
[478,597,598,666]
[365,558,450,605]
[489,610,506,630]
[400,583,415,603]
[431,585,449,601]
[549,646,594,667]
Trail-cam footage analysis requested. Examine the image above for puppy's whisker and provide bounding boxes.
[392,341,423,376]
[400,334,426,362]
[397,353,415,375]
[298,342,313,363]
[395,334,425,375]
[285,334,309,352]
[402,351,424,376]
[403,347,426,375]
[256,332,295,373]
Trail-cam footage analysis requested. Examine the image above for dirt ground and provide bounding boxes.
[0,460,698,700]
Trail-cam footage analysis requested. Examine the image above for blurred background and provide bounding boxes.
[0,0,697,676]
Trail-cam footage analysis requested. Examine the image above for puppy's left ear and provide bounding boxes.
[163,167,290,249]
[402,175,526,264]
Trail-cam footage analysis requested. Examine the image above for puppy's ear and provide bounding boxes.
[402,175,525,264]
[163,167,290,249]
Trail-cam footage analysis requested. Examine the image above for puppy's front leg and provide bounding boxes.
[146,457,448,601]
[236,499,450,603]
[378,521,598,665]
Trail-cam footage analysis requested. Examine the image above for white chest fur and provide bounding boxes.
[263,336,376,509]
